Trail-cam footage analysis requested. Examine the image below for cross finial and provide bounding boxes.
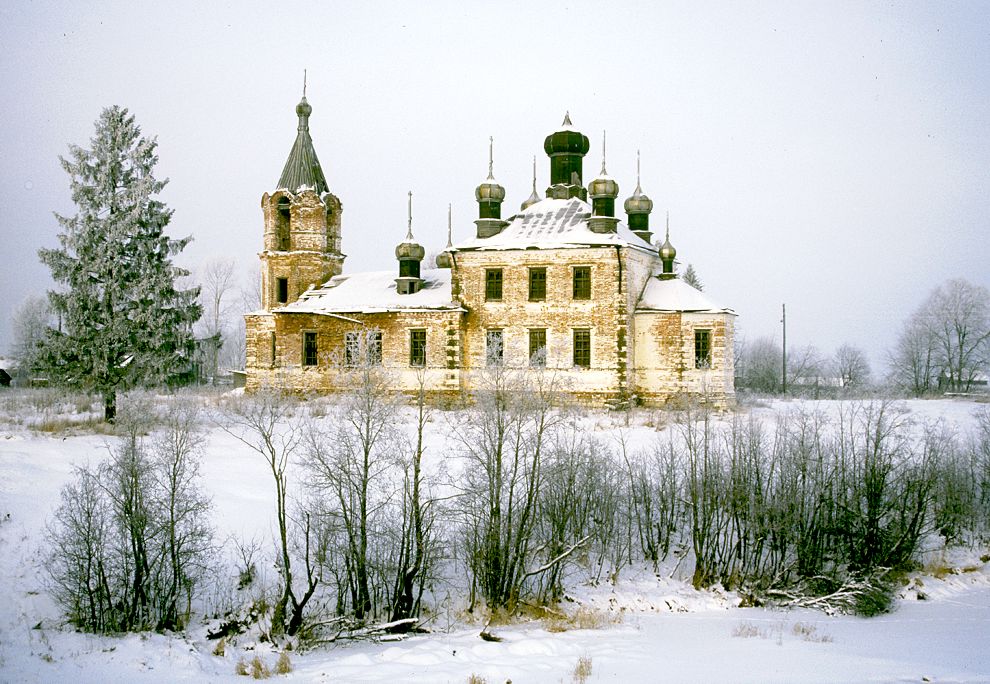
[562,111,573,127]
[531,155,537,191]
[446,203,453,248]
[406,191,414,239]
[635,149,642,194]
[487,136,494,180]
[600,130,608,175]
[665,210,670,241]
[303,69,307,98]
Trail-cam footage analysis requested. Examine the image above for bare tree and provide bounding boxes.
[458,359,567,611]
[890,279,990,394]
[221,390,314,636]
[888,312,939,395]
[737,336,782,393]
[926,279,990,392]
[196,258,237,382]
[45,399,214,632]
[303,344,399,622]
[833,344,871,391]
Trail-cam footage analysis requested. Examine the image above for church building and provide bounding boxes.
[244,91,736,407]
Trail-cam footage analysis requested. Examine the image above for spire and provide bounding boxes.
[487,136,495,180]
[446,203,453,248]
[405,190,414,239]
[600,130,608,176]
[277,76,328,194]
[436,203,454,268]
[624,148,654,242]
[659,211,677,277]
[521,155,541,210]
[562,111,573,127]
[634,149,642,195]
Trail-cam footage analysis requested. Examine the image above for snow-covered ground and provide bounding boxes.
[1,395,989,683]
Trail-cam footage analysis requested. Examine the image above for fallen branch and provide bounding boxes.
[523,535,591,579]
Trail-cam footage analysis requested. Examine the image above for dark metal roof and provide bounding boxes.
[277,96,329,194]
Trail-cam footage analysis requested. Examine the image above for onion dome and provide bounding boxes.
[588,132,619,201]
[435,204,454,268]
[396,192,425,294]
[544,112,590,200]
[475,136,506,204]
[624,150,654,216]
[395,192,425,262]
[543,112,591,158]
[521,156,541,210]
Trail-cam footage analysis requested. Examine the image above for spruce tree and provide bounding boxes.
[683,263,704,291]
[39,106,200,422]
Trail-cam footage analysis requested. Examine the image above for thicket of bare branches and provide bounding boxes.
[45,403,214,632]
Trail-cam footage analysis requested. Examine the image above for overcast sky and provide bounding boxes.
[1,1,988,371]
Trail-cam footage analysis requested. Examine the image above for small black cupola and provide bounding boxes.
[475,137,509,238]
[624,150,655,243]
[395,191,426,294]
[544,112,590,201]
[588,131,620,233]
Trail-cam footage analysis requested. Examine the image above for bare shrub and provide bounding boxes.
[275,651,292,674]
[572,655,593,683]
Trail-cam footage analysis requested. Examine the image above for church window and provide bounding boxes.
[529,267,547,301]
[345,331,383,366]
[573,328,591,368]
[529,328,547,367]
[573,266,591,300]
[303,332,318,367]
[276,197,291,250]
[409,329,426,367]
[270,332,277,367]
[276,277,289,304]
[485,269,503,301]
[695,329,712,369]
[486,329,504,367]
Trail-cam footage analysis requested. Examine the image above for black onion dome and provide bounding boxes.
[543,112,590,156]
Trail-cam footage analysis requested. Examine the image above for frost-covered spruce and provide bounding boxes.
[38,106,201,421]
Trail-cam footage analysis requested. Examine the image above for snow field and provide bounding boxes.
[1,394,989,682]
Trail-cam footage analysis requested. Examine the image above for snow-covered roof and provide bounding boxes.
[278,269,461,315]
[453,197,655,252]
[636,277,735,314]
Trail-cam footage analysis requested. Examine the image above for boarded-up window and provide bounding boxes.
[277,277,289,304]
[695,329,712,369]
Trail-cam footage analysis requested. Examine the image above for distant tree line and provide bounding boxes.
[734,278,989,397]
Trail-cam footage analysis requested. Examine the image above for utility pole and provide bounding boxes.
[781,303,787,394]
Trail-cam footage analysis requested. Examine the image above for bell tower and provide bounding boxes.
[259,78,344,310]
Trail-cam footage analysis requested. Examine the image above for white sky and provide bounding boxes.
[1,1,988,371]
